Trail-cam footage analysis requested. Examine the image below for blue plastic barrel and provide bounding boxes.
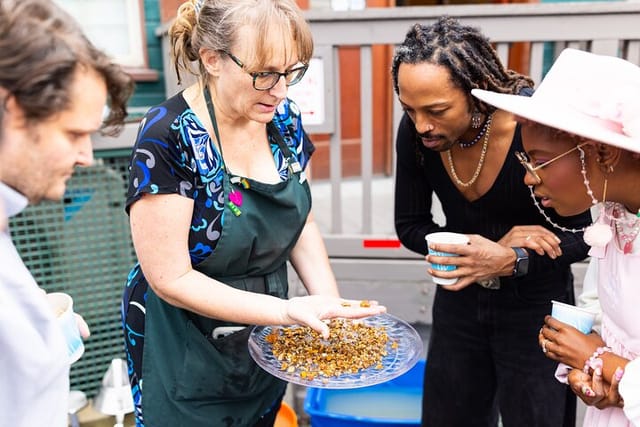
[303,360,425,427]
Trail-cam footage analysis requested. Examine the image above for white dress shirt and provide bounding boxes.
[0,182,69,427]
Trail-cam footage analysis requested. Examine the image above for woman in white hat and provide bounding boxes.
[473,48,640,426]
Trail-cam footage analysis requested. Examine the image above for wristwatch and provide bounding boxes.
[511,247,529,278]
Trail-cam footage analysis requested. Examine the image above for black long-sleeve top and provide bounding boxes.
[394,113,591,282]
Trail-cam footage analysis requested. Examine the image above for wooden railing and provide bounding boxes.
[97,2,640,281]
[299,2,640,264]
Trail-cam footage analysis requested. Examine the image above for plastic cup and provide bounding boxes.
[46,292,85,364]
[425,232,469,286]
[551,300,596,334]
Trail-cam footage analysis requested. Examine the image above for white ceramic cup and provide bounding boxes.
[425,232,470,285]
[551,300,596,334]
[47,292,84,364]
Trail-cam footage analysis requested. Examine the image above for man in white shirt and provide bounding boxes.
[0,1,133,426]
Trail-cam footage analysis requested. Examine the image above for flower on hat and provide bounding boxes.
[621,110,640,139]
[577,85,640,139]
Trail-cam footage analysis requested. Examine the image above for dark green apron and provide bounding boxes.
[141,88,311,426]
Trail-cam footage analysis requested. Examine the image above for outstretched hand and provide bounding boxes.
[283,296,386,339]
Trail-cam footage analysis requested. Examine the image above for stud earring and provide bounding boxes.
[471,112,482,129]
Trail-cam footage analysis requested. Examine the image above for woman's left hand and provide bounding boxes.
[538,315,604,369]
[567,367,625,409]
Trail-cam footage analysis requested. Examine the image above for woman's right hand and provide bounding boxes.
[539,315,605,370]
[283,296,386,339]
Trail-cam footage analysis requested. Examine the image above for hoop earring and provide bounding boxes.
[471,112,482,128]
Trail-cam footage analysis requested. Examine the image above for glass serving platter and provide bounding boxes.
[248,313,423,389]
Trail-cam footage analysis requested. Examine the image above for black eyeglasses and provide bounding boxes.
[222,51,308,91]
[515,143,586,184]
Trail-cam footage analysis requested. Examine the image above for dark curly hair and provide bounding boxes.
[391,16,533,114]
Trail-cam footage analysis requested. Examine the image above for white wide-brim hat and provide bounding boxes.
[472,48,640,154]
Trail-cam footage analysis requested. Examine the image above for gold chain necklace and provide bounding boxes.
[446,114,493,188]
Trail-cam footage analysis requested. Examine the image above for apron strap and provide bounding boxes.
[266,121,303,176]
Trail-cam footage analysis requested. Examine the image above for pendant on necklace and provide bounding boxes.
[612,204,640,254]
[458,115,491,149]
[229,189,243,207]
[228,190,243,216]
[227,176,248,216]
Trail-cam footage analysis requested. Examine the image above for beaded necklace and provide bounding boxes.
[526,145,590,233]
[457,115,491,149]
[447,113,493,188]
[527,185,586,233]
[528,143,640,249]
[612,204,640,254]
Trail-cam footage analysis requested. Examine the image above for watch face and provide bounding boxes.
[517,258,529,276]
[513,247,529,277]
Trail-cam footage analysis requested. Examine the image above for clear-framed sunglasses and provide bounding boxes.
[223,51,308,91]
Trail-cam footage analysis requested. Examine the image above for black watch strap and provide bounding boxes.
[512,247,529,278]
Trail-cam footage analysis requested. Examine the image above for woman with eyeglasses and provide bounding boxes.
[474,48,640,426]
[120,1,385,426]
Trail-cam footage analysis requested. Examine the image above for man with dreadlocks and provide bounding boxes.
[391,17,592,426]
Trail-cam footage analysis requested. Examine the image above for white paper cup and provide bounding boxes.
[425,232,469,285]
[551,300,596,334]
[47,292,84,364]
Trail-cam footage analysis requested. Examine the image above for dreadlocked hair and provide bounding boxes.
[391,16,533,115]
